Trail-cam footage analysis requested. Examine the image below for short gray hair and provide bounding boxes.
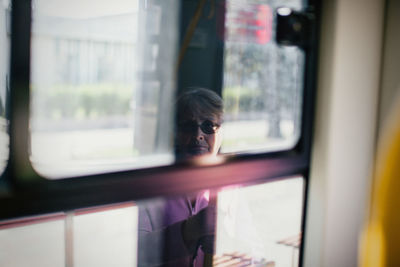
[176,87,223,121]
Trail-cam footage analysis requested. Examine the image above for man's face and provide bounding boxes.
[176,113,222,158]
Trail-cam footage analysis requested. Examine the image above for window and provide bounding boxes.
[136,176,305,266]
[29,0,309,178]
[215,177,304,266]
[1,0,319,266]
[0,204,138,267]
[30,0,178,178]
[222,0,305,153]
[0,213,66,267]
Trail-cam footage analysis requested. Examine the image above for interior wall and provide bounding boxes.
[303,1,385,267]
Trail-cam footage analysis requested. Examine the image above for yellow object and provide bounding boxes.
[360,103,400,267]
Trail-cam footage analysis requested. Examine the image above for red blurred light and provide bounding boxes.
[224,4,272,44]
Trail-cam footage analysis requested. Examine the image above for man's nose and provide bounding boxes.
[194,126,205,141]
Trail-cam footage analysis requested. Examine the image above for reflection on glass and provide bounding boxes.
[136,177,304,267]
[216,177,304,267]
[30,0,178,178]
[0,0,11,174]
[137,190,216,267]
[221,0,305,154]
[138,88,224,266]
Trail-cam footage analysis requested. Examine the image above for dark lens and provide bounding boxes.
[200,120,217,134]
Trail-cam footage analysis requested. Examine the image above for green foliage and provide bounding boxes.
[223,86,265,115]
[33,83,132,120]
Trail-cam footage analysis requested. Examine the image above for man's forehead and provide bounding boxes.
[179,112,221,122]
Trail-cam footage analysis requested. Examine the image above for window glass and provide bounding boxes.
[221,0,305,153]
[0,204,138,267]
[30,0,179,178]
[0,214,66,267]
[0,0,11,174]
[136,176,304,267]
[216,177,304,266]
[73,204,138,267]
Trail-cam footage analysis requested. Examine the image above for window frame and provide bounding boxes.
[1,4,320,259]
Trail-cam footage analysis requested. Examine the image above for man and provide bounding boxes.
[138,88,223,267]
[175,87,223,159]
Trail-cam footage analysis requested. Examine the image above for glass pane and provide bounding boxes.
[216,177,304,266]
[30,0,178,178]
[0,215,66,267]
[73,204,138,267]
[137,190,216,267]
[221,0,305,153]
[0,204,138,267]
[0,0,11,174]
[136,177,304,267]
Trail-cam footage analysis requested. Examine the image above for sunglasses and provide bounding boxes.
[178,120,220,135]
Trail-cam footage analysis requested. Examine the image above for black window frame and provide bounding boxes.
[0,2,320,265]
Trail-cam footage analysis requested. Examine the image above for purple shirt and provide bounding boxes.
[138,191,209,267]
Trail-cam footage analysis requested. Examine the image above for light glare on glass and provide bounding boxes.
[277,7,292,16]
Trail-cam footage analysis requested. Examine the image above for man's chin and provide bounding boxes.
[187,148,209,156]
[175,146,211,159]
